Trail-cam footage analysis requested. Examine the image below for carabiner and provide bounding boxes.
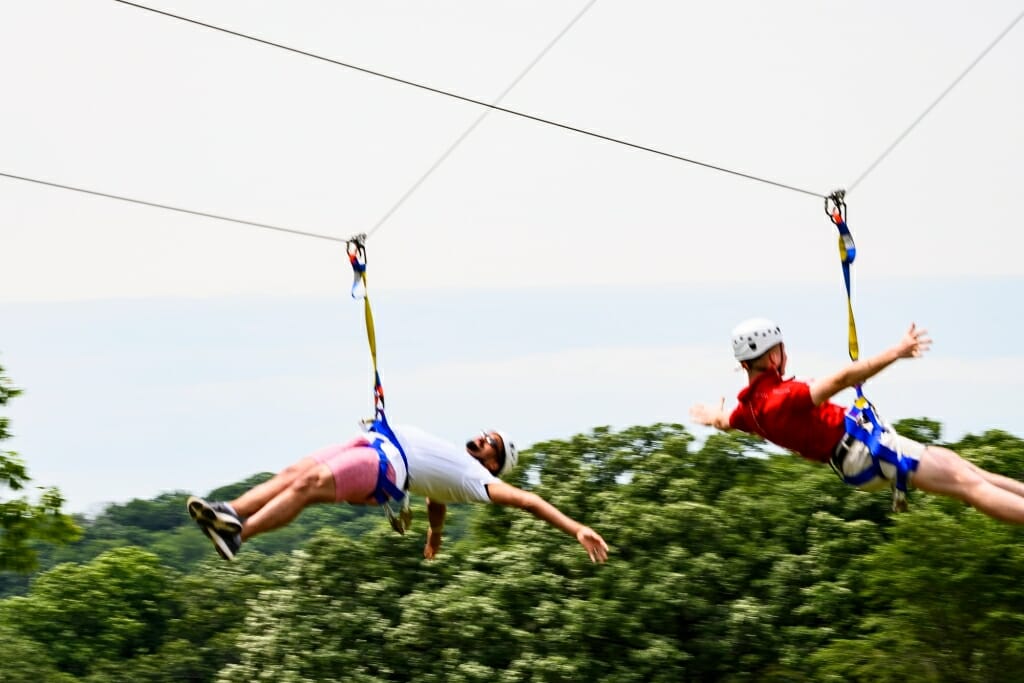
[825,189,847,225]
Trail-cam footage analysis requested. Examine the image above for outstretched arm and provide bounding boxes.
[689,397,731,431]
[485,481,609,563]
[424,498,446,559]
[809,323,931,405]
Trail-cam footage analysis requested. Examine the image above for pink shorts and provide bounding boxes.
[310,436,396,504]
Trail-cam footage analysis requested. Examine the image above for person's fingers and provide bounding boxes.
[579,529,609,562]
[912,329,932,357]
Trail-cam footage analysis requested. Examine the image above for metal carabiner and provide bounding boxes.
[825,189,847,225]
[347,233,368,268]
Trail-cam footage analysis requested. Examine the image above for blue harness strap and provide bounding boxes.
[828,191,861,364]
[368,414,410,505]
[841,396,919,494]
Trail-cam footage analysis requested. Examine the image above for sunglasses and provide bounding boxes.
[481,430,500,452]
[467,431,504,460]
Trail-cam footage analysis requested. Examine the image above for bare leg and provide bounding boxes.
[914,446,1024,525]
[241,463,337,541]
[229,456,319,518]
[965,461,1024,498]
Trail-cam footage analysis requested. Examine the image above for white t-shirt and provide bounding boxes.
[370,424,499,504]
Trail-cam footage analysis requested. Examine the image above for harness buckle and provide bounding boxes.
[383,496,412,535]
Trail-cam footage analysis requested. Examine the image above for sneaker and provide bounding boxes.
[198,523,242,561]
[187,496,243,534]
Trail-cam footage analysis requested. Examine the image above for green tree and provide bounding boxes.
[0,362,79,572]
[809,430,1024,682]
[221,526,439,682]
[3,547,179,677]
[0,621,76,682]
[3,419,1022,682]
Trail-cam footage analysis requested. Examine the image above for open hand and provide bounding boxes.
[689,398,726,428]
[576,526,609,563]
[897,322,932,359]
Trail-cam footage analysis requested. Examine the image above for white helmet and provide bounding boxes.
[494,431,519,477]
[731,318,783,361]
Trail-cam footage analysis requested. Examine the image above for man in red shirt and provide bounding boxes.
[690,318,1024,524]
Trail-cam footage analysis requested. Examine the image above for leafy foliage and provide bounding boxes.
[0,362,79,572]
[2,421,1024,682]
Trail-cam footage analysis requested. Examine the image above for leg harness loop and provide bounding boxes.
[365,416,412,534]
[834,403,919,511]
[370,436,406,504]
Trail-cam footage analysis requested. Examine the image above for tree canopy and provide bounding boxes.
[3,418,1024,681]
[0,363,79,572]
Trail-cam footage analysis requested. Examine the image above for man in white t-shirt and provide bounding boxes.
[187,425,609,564]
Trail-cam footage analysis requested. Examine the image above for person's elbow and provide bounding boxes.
[487,482,542,511]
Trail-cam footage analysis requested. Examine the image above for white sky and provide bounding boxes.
[1,1,1023,511]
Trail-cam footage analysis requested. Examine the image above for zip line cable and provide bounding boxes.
[112,0,826,199]
[0,3,599,246]
[8,5,1015,240]
[0,171,345,243]
[848,6,1024,193]
[366,0,599,238]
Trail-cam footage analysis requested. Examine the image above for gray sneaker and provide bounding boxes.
[198,523,242,561]
[187,496,243,534]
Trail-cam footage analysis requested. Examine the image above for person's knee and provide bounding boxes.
[290,466,333,498]
[915,447,983,496]
[282,457,317,480]
[956,472,989,501]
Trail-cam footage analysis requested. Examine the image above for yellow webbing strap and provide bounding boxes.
[347,234,385,415]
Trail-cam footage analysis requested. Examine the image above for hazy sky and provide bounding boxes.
[2,1,1022,512]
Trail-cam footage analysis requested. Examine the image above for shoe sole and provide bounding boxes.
[186,496,243,534]
[197,523,237,561]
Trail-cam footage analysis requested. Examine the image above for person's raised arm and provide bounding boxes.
[809,323,931,406]
[484,481,609,563]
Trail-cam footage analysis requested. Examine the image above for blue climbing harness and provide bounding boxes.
[367,414,409,505]
[837,395,919,503]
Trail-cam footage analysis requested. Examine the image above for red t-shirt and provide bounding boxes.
[728,369,846,463]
